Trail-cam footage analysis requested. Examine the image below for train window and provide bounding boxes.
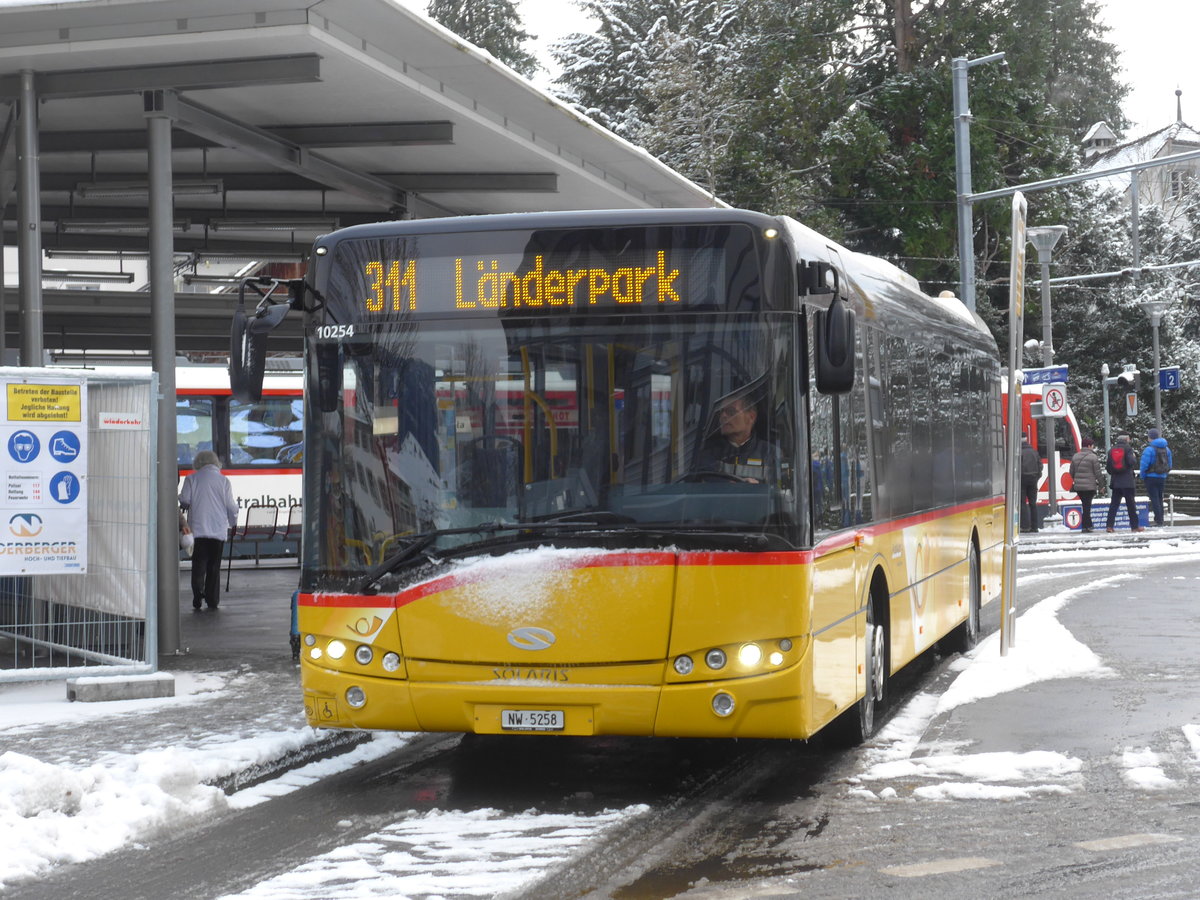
[177,397,214,467]
[230,396,304,466]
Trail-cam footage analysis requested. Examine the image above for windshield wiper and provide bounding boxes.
[527,509,637,526]
[356,521,513,593]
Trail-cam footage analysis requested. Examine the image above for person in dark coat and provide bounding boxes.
[1069,437,1106,533]
[1105,434,1143,533]
[694,394,778,483]
[1019,435,1042,532]
[1138,427,1172,527]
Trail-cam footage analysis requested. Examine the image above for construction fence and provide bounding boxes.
[0,367,157,682]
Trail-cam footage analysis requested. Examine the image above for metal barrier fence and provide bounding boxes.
[0,369,157,682]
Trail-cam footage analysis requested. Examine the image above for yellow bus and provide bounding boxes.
[247,208,1004,742]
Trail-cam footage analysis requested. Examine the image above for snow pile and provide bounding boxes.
[0,747,228,885]
[935,574,1121,714]
[217,805,647,899]
[858,750,1082,802]
[436,546,634,625]
[0,672,406,889]
[1121,747,1175,790]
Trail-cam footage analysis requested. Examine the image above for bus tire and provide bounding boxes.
[830,575,889,746]
[941,541,981,655]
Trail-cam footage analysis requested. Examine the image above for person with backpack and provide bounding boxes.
[1019,435,1042,532]
[1069,437,1106,533]
[1105,434,1143,533]
[1139,427,1173,527]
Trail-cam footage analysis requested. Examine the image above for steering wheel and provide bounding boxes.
[675,470,747,484]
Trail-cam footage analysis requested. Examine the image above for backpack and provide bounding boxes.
[1149,446,1170,475]
[1107,446,1128,474]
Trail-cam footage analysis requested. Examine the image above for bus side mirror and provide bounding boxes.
[230,277,298,402]
[815,294,855,394]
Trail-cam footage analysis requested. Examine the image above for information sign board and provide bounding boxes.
[1023,365,1069,385]
[0,377,88,574]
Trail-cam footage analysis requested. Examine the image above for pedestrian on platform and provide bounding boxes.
[1139,427,1172,527]
[1020,435,1042,532]
[1069,437,1106,533]
[1105,434,1143,533]
[179,449,239,610]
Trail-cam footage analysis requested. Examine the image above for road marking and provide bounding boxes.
[1075,833,1183,852]
[881,857,1001,877]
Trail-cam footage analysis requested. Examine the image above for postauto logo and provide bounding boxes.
[9,513,43,538]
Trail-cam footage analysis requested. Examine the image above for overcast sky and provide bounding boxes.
[1096,0,1200,133]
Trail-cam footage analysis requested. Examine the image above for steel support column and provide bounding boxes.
[16,70,42,365]
[146,94,180,656]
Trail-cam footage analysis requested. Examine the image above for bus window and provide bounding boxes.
[177,397,214,467]
[230,396,304,466]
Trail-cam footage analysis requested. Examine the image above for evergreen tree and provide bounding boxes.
[822,0,1129,303]
[427,0,540,78]
[553,0,693,138]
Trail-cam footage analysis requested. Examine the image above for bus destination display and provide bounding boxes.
[362,252,682,314]
[330,224,762,318]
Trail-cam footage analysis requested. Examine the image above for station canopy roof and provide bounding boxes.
[0,0,719,355]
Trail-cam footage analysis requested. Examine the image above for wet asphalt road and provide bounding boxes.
[10,536,1200,899]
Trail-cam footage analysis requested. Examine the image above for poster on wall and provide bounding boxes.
[0,377,88,574]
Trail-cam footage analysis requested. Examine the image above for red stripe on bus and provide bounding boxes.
[813,495,1003,557]
[176,388,298,397]
[678,550,813,566]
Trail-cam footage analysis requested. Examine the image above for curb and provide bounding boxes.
[209,730,372,795]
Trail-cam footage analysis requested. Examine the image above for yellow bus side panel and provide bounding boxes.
[808,543,859,735]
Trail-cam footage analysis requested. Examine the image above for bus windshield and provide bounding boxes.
[304,314,800,582]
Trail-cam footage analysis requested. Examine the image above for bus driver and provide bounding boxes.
[695,394,779,483]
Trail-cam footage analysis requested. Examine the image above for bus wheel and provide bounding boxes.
[860,599,887,737]
[941,542,981,655]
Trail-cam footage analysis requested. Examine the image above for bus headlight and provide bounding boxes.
[327,640,347,660]
[705,648,727,670]
[354,645,374,665]
[673,655,694,676]
[382,652,402,672]
[345,686,366,708]
[712,692,735,717]
[304,634,316,646]
[769,651,784,666]
[737,643,762,667]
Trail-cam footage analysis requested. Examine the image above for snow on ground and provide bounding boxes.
[4,537,1200,889]
[851,539,1200,802]
[216,806,647,900]
[0,671,408,889]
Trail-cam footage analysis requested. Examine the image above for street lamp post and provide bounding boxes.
[1140,298,1169,434]
[1101,363,1111,450]
[951,51,1006,313]
[1027,225,1068,525]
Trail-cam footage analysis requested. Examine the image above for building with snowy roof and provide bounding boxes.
[1083,90,1200,225]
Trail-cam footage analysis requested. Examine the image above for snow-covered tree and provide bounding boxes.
[427,0,540,78]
